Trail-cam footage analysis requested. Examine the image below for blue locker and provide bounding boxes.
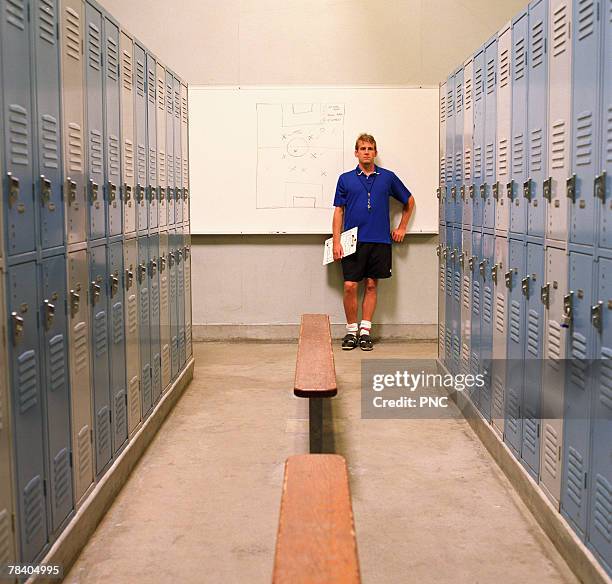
[169,229,179,378]
[444,225,453,370]
[103,16,122,238]
[149,234,162,403]
[39,255,73,533]
[510,11,529,236]
[166,70,176,227]
[7,262,48,562]
[138,236,152,415]
[89,244,112,475]
[472,49,485,229]
[33,0,64,251]
[1,1,36,256]
[588,257,611,573]
[173,75,183,226]
[85,2,106,241]
[504,238,527,455]
[569,0,601,247]
[176,233,186,368]
[135,43,148,234]
[521,242,544,478]
[478,231,495,419]
[470,230,483,406]
[482,37,497,231]
[453,68,464,227]
[459,231,473,375]
[462,59,474,229]
[451,226,462,373]
[147,53,158,231]
[526,0,549,238]
[107,242,128,453]
[445,76,455,225]
[561,250,595,540]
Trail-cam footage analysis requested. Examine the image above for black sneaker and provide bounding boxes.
[341,333,358,350]
[359,334,374,351]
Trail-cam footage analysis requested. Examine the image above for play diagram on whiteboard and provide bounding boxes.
[256,103,345,209]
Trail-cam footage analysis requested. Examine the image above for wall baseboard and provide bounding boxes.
[192,323,437,342]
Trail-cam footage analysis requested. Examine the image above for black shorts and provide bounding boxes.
[341,242,392,282]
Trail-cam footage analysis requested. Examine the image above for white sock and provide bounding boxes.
[360,320,372,337]
[346,322,358,334]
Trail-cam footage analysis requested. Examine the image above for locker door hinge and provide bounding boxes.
[56,21,60,40]
[566,174,576,202]
[523,179,532,202]
[543,177,552,202]
[27,2,30,21]
[595,171,606,202]
[591,301,603,332]
[521,276,530,298]
[540,283,550,309]
[561,292,573,328]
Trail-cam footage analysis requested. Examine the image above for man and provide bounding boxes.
[332,134,415,351]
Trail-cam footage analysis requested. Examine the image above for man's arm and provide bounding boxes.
[391,196,415,243]
[332,206,344,260]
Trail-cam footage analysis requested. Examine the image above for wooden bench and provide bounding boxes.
[272,454,361,584]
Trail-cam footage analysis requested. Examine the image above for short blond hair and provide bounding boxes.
[355,133,377,152]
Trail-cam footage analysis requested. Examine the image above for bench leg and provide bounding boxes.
[308,398,335,454]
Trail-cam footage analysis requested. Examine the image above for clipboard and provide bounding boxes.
[323,227,358,265]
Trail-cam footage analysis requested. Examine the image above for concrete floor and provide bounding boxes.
[66,341,578,584]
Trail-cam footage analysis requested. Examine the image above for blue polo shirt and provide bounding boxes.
[333,166,412,244]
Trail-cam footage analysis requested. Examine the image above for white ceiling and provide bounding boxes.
[97,0,528,86]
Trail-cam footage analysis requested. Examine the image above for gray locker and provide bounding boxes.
[166,71,175,227]
[184,233,192,360]
[539,245,569,507]
[85,2,106,241]
[478,231,495,419]
[445,76,455,225]
[159,231,171,389]
[460,231,472,375]
[173,76,183,225]
[120,32,136,235]
[472,48,485,228]
[491,236,508,437]
[495,24,511,234]
[107,242,127,453]
[462,59,473,229]
[39,255,73,533]
[89,244,111,475]
[67,249,93,505]
[156,63,168,229]
[453,68,464,227]
[149,235,161,403]
[546,0,572,243]
[138,237,152,416]
[437,231,446,362]
[180,83,189,223]
[103,16,122,238]
[0,279,17,566]
[33,0,65,251]
[509,10,529,237]
[444,227,453,369]
[1,0,36,256]
[61,0,87,245]
[561,250,595,539]
[135,43,148,234]
[7,262,47,562]
[470,231,483,404]
[527,0,549,238]
[147,53,158,231]
[169,230,179,378]
[598,6,612,251]
[483,36,497,231]
[451,227,462,373]
[177,233,186,368]
[123,238,141,435]
[438,82,447,225]
[569,0,601,247]
[589,257,612,572]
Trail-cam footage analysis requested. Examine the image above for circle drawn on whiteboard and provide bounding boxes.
[287,137,308,157]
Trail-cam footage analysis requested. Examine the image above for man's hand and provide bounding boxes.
[391,227,407,243]
[333,242,344,261]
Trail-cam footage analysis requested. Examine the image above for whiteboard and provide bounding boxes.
[189,86,439,234]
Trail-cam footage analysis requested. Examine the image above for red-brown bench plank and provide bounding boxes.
[272,454,361,584]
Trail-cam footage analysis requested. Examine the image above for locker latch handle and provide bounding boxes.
[436,244,441,257]
[110,275,119,298]
[89,179,100,203]
[7,172,20,209]
[126,269,134,290]
[543,177,552,202]
[91,282,101,305]
[442,248,448,260]
[167,187,173,202]
[468,256,475,271]
[69,290,80,317]
[506,181,514,201]
[566,174,576,203]
[43,300,55,331]
[541,283,550,309]
[451,186,457,200]
[138,263,147,283]
[160,256,166,272]
[11,312,24,346]
[436,187,441,200]
[459,252,465,268]
[591,301,603,332]
[450,249,456,261]
[560,292,573,328]
[146,186,154,203]
[66,178,77,205]
[523,179,532,202]
[469,185,475,199]
[108,182,117,203]
[480,183,487,199]
[595,171,606,202]
[183,188,189,201]
[504,270,513,290]
[136,183,145,204]
[177,249,183,264]
[151,259,158,276]
[185,246,190,258]
[168,252,175,267]
[479,260,487,278]
[159,186,166,202]
[521,276,530,298]
[492,182,500,200]
[123,184,132,202]
[460,185,466,201]
[491,264,498,285]
[40,175,52,205]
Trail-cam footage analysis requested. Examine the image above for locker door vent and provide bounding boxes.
[161,344,170,383]
[128,376,140,423]
[96,407,110,457]
[439,156,446,187]
[592,475,612,542]
[123,139,134,180]
[147,69,156,104]
[499,139,509,177]
[149,146,157,180]
[151,284,160,319]
[453,271,461,303]
[41,115,59,169]
[17,350,38,414]
[456,83,463,115]
[73,321,88,374]
[114,391,127,436]
[577,0,596,40]
[9,105,29,166]
[474,65,483,101]
[68,123,83,172]
[607,106,612,163]
[495,292,505,333]
[87,23,101,71]
[566,447,585,506]
[530,128,543,172]
[140,287,149,323]
[89,129,103,175]
[543,424,559,478]
[512,133,525,176]
[474,146,482,180]
[506,388,520,434]
[551,121,567,169]
[527,309,540,357]
[462,275,471,309]
[486,58,495,94]
[142,365,152,407]
[446,87,453,115]
[523,417,538,456]
[94,311,108,357]
[0,509,10,565]
[77,424,91,482]
[600,350,612,409]
[6,0,25,30]
[461,344,470,375]
[492,375,504,418]
[464,148,472,182]
[121,50,133,91]
[65,7,81,62]
[158,144,167,184]
[455,151,462,183]
[157,77,165,110]
[485,142,494,178]
[48,334,66,392]
[152,358,161,391]
[137,144,146,185]
[135,58,145,97]
[547,320,563,361]
[445,154,453,184]
[483,286,493,323]
[470,351,480,375]
[109,135,120,176]
[465,78,472,110]
[53,448,70,510]
[39,0,56,45]
[112,301,124,345]
[23,476,44,544]
[575,112,593,167]
[174,151,181,183]
[174,89,181,120]
[452,335,460,363]
[106,35,119,82]
[438,323,445,349]
[167,152,174,184]
[179,330,185,359]
[181,95,188,121]
[500,49,510,87]
[531,20,545,68]
[472,280,481,315]
[514,38,526,81]
[552,4,569,58]
[509,300,521,343]
[186,325,192,358]
[570,333,588,388]
[445,329,452,357]
[127,293,138,334]
[161,273,169,309]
